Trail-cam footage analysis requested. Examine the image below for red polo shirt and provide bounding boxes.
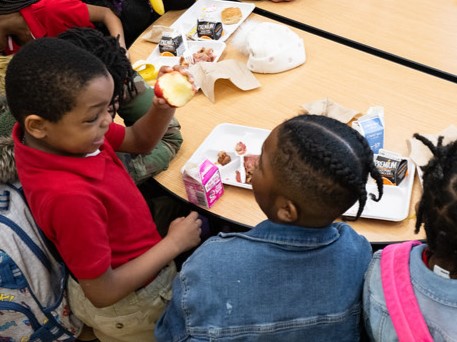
[5,0,94,54]
[13,123,162,279]
[21,0,94,37]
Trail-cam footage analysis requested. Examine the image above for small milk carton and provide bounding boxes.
[182,159,224,208]
[352,106,385,154]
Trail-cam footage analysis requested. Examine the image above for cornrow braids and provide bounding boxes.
[58,27,137,108]
[273,114,383,220]
[413,133,457,261]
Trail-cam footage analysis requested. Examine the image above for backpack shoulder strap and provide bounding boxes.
[381,240,433,342]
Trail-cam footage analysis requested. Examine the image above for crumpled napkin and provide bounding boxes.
[188,59,261,102]
[408,125,457,172]
[142,25,174,43]
[299,98,361,123]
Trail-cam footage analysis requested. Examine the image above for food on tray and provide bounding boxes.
[217,151,232,166]
[244,154,259,184]
[154,71,195,107]
[221,7,242,25]
[160,51,175,57]
[235,141,247,155]
[193,47,217,62]
[236,154,259,184]
[179,47,217,66]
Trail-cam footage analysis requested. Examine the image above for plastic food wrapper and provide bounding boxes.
[142,25,174,43]
[182,159,224,208]
[188,59,260,102]
[352,106,385,154]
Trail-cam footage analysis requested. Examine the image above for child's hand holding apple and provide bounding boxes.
[154,65,197,107]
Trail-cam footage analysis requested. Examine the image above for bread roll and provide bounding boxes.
[221,7,242,25]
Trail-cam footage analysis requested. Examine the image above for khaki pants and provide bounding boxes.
[68,262,176,342]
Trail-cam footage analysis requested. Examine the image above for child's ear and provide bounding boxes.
[276,197,298,223]
[24,115,48,140]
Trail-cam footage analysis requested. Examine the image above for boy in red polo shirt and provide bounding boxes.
[0,0,126,55]
[5,37,201,341]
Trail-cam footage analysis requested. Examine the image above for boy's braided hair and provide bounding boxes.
[414,133,457,260]
[58,27,137,108]
[274,114,383,220]
[6,37,109,124]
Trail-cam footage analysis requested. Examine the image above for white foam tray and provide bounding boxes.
[171,0,255,42]
[147,0,253,67]
[182,123,270,190]
[184,123,415,221]
[343,158,416,221]
[147,40,226,68]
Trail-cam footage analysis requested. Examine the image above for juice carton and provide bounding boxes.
[182,159,224,208]
[196,20,223,40]
[196,5,223,40]
[374,149,408,186]
[352,106,385,154]
[158,31,184,56]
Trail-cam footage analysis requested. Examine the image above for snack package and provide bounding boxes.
[182,159,224,208]
[352,106,385,154]
[374,149,408,186]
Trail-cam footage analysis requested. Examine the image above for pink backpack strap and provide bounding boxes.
[381,240,433,342]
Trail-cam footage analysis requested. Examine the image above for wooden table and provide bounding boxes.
[249,0,457,78]
[128,10,457,244]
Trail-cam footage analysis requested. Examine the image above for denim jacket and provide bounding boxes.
[363,244,457,341]
[155,220,372,342]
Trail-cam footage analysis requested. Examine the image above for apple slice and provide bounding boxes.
[154,71,195,107]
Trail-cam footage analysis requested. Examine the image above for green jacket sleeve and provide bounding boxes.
[116,73,183,183]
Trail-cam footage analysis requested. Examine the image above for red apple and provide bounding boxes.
[154,71,195,107]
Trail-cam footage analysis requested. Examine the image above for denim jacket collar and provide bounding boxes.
[410,244,457,303]
[219,219,341,248]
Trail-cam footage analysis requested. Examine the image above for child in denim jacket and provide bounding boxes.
[363,134,457,341]
[155,114,384,341]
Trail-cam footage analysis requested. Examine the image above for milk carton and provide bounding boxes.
[352,106,385,154]
[182,159,224,208]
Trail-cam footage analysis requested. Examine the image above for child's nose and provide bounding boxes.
[101,110,113,127]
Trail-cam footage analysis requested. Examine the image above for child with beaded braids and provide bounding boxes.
[155,114,384,342]
[363,134,457,341]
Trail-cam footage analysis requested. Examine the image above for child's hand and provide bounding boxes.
[166,211,202,252]
[153,65,197,108]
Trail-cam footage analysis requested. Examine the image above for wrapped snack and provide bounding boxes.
[143,25,174,43]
